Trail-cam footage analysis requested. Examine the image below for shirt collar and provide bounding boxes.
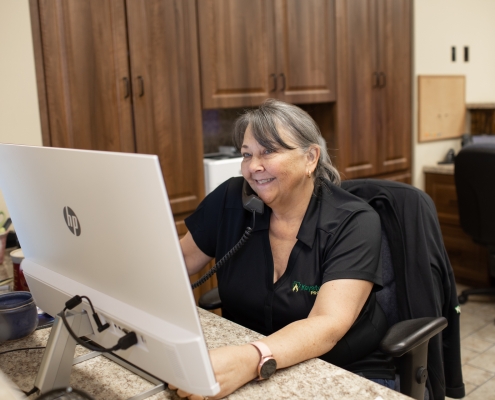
[296,193,319,248]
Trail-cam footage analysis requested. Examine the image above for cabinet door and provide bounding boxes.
[375,0,411,174]
[275,0,336,104]
[425,173,490,286]
[334,0,378,178]
[35,0,135,152]
[126,0,205,216]
[197,0,277,109]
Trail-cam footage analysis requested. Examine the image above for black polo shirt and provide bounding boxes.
[186,177,394,379]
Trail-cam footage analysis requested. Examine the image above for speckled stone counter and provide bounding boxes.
[0,247,15,283]
[423,164,454,175]
[0,250,408,400]
[0,308,409,400]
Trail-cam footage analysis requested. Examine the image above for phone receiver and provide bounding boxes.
[242,180,264,215]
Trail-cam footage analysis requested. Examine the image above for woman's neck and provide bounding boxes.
[270,180,315,225]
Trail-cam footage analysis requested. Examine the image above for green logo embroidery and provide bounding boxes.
[292,281,320,295]
[455,305,461,314]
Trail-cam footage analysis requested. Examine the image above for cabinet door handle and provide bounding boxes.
[269,73,277,92]
[279,73,286,91]
[378,72,386,88]
[137,76,144,97]
[372,72,379,88]
[123,77,130,98]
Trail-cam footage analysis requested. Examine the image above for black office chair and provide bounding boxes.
[455,143,495,304]
[199,179,465,400]
[341,180,464,400]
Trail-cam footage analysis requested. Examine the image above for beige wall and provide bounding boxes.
[413,0,495,189]
[0,0,42,218]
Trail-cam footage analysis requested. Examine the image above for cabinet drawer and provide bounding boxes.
[441,223,490,286]
[425,173,459,224]
[426,171,490,287]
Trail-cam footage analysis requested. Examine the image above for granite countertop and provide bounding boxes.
[0,247,15,282]
[423,163,454,175]
[0,253,408,400]
[0,312,409,400]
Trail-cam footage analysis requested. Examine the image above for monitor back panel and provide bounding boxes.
[0,145,219,394]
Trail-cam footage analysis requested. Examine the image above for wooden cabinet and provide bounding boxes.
[125,0,205,217]
[197,0,336,109]
[334,0,411,180]
[30,0,135,152]
[30,0,204,218]
[425,171,490,287]
[29,0,213,301]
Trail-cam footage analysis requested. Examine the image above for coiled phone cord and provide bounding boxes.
[191,210,256,289]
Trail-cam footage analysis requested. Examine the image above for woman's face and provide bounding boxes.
[240,125,318,211]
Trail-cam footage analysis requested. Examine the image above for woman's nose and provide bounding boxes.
[248,156,264,173]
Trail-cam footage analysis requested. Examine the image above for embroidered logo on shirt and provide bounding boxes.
[455,305,461,314]
[292,281,320,295]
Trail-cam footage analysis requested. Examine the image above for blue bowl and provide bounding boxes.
[0,291,39,342]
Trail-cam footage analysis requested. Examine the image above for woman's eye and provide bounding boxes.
[242,153,252,159]
[263,149,274,155]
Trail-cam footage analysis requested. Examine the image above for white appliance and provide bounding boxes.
[203,157,243,194]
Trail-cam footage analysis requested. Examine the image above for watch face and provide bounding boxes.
[260,358,277,379]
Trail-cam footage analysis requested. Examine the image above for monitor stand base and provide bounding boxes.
[34,311,165,400]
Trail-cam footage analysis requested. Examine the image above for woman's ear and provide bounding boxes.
[307,146,320,168]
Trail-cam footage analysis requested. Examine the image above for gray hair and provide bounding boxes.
[233,99,341,186]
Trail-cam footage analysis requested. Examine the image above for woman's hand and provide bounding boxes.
[168,279,374,399]
[168,345,259,399]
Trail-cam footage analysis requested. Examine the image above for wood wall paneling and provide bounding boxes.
[470,109,495,134]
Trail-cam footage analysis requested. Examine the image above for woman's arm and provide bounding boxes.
[173,278,373,399]
[180,232,213,276]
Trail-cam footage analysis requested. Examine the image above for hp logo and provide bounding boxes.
[64,206,81,236]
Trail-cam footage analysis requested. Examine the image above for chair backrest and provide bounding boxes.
[376,227,400,328]
[341,178,463,400]
[454,143,495,245]
[341,179,440,322]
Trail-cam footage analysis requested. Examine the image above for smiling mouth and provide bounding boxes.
[255,178,275,184]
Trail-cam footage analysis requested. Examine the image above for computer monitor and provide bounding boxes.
[0,144,219,396]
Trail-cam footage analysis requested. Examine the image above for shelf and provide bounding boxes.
[466,103,495,110]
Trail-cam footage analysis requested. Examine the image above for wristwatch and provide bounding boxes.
[250,341,277,381]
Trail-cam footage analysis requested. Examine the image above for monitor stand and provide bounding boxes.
[35,310,165,400]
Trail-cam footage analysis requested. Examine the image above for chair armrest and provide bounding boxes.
[198,287,222,310]
[380,317,447,357]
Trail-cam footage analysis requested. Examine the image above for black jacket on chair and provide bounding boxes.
[341,179,465,400]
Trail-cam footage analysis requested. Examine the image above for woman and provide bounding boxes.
[174,99,394,399]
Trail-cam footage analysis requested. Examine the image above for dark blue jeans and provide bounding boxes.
[369,377,429,400]
[369,378,396,390]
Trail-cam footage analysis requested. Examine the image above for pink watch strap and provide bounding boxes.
[250,341,273,358]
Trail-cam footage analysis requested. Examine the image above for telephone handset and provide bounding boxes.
[191,179,264,289]
[242,179,264,215]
